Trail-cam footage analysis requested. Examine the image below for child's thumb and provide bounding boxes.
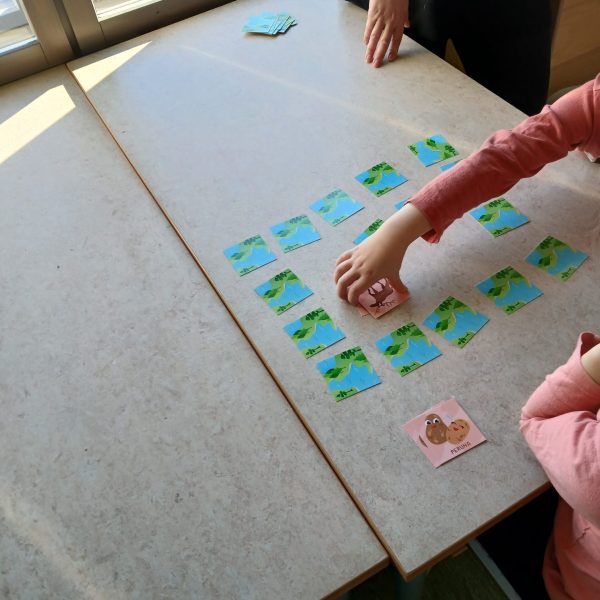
[388,273,408,295]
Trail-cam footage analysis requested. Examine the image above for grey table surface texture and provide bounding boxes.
[0,67,387,600]
[68,0,600,576]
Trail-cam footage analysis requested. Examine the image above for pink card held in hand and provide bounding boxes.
[357,278,410,318]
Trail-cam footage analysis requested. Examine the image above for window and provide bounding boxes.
[92,0,161,20]
[0,1,35,54]
[0,0,228,85]
[0,1,72,85]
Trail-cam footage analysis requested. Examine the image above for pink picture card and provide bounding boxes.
[356,278,410,318]
[403,399,486,467]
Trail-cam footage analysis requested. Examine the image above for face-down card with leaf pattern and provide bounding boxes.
[394,196,411,210]
[423,296,489,348]
[316,346,380,401]
[224,234,277,275]
[255,269,312,315]
[353,218,384,245]
[476,266,542,314]
[284,308,345,358]
[310,189,364,226]
[439,160,461,172]
[375,322,442,376]
[469,197,529,237]
[525,236,588,281]
[408,134,458,167]
[270,214,321,253]
[355,162,407,196]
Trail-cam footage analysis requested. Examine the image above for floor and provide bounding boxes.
[351,549,508,599]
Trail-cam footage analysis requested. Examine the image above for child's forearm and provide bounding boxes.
[581,342,600,386]
[380,203,432,246]
[409,79,597,243]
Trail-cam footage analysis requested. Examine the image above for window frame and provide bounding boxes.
[0,0,229,85]
[0,0,74,85]
[61,0,229,55]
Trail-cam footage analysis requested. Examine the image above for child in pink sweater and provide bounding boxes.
[522,333,600,599]
[334,75,600,598]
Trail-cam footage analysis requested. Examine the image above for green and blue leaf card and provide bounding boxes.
[310,189,364,226]
[270,214,321,252]
[394,197,411,210]
[284,308,345,358]
[224,235,277,275]
[316,346,380,401]
[476,266,542,314]
[355,162,407,196]
[470,198,529,237]
[255,269,312,314]
[423,296,488,348]
[375,322,442,376]
[408,135,458,167]
[439,160,461,172]
[353,218,384,244]
[525,236,588,281]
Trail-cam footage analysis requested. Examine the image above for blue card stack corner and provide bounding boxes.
[242,12,297,36]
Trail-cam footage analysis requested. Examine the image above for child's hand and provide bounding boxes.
[334,204,432,305]
[581,341,600,386]
[335,225,407,304]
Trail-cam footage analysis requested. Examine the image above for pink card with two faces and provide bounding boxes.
[403,399,486,467]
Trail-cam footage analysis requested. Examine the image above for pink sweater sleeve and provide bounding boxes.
[520,333,600,528]
[410,75,600,243]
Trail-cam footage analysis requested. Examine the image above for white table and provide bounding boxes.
[68,0,600,578]
[0,66,387,599]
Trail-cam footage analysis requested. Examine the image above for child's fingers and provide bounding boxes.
[334,258,353,284]
[335,249,353,267]
[347,275,370,306]
[336,268,360,300]
[388,272,408,294]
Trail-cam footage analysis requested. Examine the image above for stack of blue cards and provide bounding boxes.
[242,12,297,35]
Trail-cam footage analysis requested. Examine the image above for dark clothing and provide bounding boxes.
[478,488,558,600]
[348,0,553,115]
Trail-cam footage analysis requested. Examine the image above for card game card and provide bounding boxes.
[423,296,488,348]
[357,278,410,318]
[476,266,542,314]
[354,218,384,244]
[525,235,588,281]
[470,198,529,237]
[224,235,277,275]
[255,269,312,314]
[403,399,486,467]
[408,134,458,167]
[316,346,380,401]
[355,162,407,196]
[284,308,345,358]
[271,214,321,253]
[375,322,442,376]
[310,189,364,226]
